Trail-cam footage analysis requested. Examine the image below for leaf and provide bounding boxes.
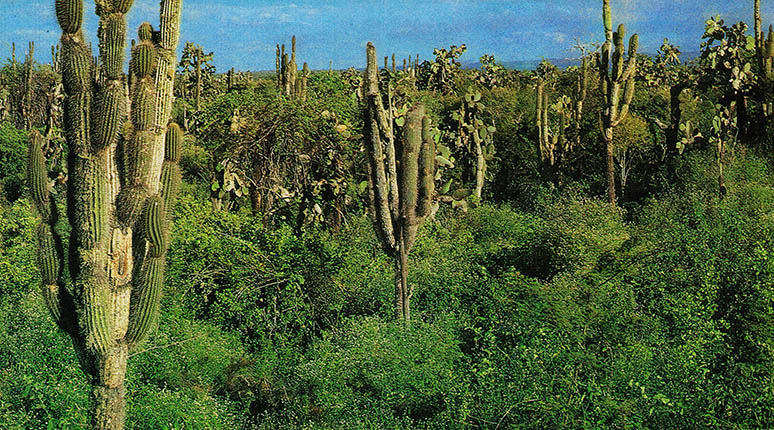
[436,155,454,167]
[395,116,405,127]
[441,179,453,194]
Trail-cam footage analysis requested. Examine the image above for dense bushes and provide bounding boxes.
[0,121,28,202]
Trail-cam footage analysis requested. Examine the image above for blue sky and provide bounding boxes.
[2,1,772,71]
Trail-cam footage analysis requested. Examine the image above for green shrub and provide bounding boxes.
[0,121,28,203]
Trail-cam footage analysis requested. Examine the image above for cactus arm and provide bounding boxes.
[364,42,397,254]
[400,105,423,253]
[385,81,400,220]
[28,131,77,333]
[416,116,435,221]
[536,82,544,160]
[151,0,183,189]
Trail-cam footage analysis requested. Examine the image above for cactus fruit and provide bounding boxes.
[363,42,437,321]
[28,0,183,427]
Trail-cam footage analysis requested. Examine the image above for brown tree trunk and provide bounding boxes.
[605,128,617,205]
[93,345,128,430]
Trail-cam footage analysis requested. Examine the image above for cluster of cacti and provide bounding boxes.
[421,44,466,94]
[597,0,638,205]
[51,43,61,74]
[363,42,436,321]
[275,36,308,100]
[535,82,567,167]
[472,54,505,89]
[178,42,215,111]
[27,0,183,428]
[534,57,587,168]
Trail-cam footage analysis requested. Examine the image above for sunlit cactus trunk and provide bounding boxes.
[573,56,589,152]
[363,42,436,322]
[597,0,637,205]
[27,0,183,428]
[21,41,34,130]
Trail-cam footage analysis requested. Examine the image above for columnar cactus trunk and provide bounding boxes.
[27,0,183,428]
[275,44,281,87]
[572,56,589,152]
[21,41,34,130]
[194,53,201,110]
[760,26,774,116]
[756,0,763,70]
[597,0,638,205]
[535,82,564,168]
[363,42,436,322]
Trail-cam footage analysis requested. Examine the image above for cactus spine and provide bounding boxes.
[364,42,436,322]
[597,0,638,205]
[28,0,183,428]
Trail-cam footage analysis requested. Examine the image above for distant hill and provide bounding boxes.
[242,51,702,74]
[461,50,701,71]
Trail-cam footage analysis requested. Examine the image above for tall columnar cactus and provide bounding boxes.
[277,36,307,100]
[756,0,763,70]
[297,62,309,101]
[572,55,589,152]
[280,37,297,96]
[364,42,436,321]
[21,41,34,130]
[275,44,281,87]
[597,0,638,205]
[536,82,569,167]
[763,27,774,116]
[27,0,183,428]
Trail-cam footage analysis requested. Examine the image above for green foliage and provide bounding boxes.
[0,121,28,202]
[292,316,468,427]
